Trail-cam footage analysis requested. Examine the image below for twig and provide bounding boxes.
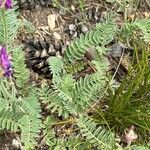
[53,118,76,126]
[111,49,125,81]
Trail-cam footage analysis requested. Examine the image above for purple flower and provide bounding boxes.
[0,0,2,7]
[5,0,12,9]
[0,46,12,77]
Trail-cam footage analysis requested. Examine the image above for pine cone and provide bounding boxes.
[18,0,52,9]
[23,36,62,78]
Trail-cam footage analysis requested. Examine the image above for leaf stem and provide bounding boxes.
[1,9,8,46]
[53,118,76,125]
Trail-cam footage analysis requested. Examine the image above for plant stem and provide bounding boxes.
[1,9,8,46]
[53,118,76,125]
[123,0,127,21]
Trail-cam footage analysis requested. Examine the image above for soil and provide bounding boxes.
[0,132,17,150]
[0,0,149,149]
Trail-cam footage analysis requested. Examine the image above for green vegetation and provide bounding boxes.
[0,0,149,149]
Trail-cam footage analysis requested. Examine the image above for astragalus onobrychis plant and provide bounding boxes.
[0,0,150,149]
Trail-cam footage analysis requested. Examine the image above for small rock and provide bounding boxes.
[70,30,74,35]
[12,139,21,149]
[72,32,78,38]
[47,14,56,31]
[53,32,62,40]
[71,5,75,11]
[66,41,70,46]
[69,24,76,32]
[110,42,126,57]
[81,25,88,33]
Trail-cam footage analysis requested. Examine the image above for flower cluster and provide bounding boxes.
[0,0,12,9]
[125,125,137,145]
[0,46,12,77]
[0,0,12,77]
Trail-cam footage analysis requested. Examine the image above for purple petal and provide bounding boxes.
[3,69,12,77]
[0,46,12,77]
[5,0,12,9]
[0,47,11,69]
[0,0,2,7]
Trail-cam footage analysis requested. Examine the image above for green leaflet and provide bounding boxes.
[12,46,30,90]
[0,2,19,45]
[77,115,115,150]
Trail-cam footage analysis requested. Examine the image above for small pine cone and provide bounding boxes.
[23,36,61,78]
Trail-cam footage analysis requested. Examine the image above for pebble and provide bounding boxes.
[53,32,62,40]
[12,139,21,149]
[69,24,77,32]
[69,30,74,35]
[110,42,126,57]
[47,14,56,31]
[72,32,78,38]
[71,5,75,11]
[81,25,88,33]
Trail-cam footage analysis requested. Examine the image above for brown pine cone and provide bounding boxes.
[23,36,62,78]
